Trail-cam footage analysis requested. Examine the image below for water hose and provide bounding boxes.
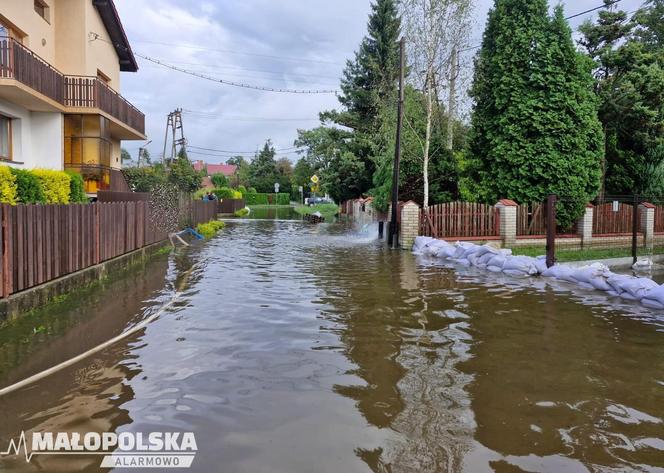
[0,263,196,397]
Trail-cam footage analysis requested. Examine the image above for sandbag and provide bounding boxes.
[436,244,457,259]
[502,256,539,277]
[620,277,659,300]
[642,285,664,307]
[541,264,574,280]
[453,242,479,259]
[606,274,637,294]
[534,256,548,274]
[422,240,448,257]
[486,254,507,273]
[413,236,435,253]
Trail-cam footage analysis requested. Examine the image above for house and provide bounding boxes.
[0,0,145,194]
[192,160,237,178]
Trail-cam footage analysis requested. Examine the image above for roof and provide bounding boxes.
[92,0,139,72]
[192,160,238,177]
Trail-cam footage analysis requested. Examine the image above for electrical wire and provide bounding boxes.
[188,144,301,154]
[459,0,626,53]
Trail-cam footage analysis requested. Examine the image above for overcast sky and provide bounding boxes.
[114,0,643,164]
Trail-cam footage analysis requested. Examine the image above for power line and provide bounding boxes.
[459,0,625,53]
[188,144,301,154]
[136,53,339,94]
[181,110,320,122]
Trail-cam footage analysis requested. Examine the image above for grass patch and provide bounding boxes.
[294,203,339,220]
[248,204,293,209]
[512,245,664,262]
[195,220,226,239]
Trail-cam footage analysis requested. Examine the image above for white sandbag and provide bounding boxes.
[606,274,637,294]
[571,263,609,284]
[477,249,499,266]
[486,254,507,273]
[641,285,664,308]
[467,252,483,266]
[541,264,574,280]
[456,258,472,267]
[619,277,659,300]
[453,242,479,259]
[534,256,548,274]
[502,256,539,277]
[422,240,448,257]
[413,236,435,253]
[437,244,458,259]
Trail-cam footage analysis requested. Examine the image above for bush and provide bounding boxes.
[10,168,45,204]
[276,193,290,205]
[196,219,226,239]
[123,166,168,192]
[32,169,70,204]
[211,173,229,188]
[247,187,257,194]
[0,165,18,205]
[193,188,209,200]
[66,171,87,203]
[234,207,249,217]
[213,187,236,199]
[237,185,247,197]
[245,192,268,205]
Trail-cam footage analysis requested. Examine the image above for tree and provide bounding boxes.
[293,157,315,189]
[297,0,402,200]
[168,147,201,193]
[400,0,473,207]
[211,173,229,188]
[227,155,251,187]
[579,0,664,195]
[371,86,460,211]
[466,0,603,227]
[121,148,132,164]
[275,157,293,192]
[249,141,279,193]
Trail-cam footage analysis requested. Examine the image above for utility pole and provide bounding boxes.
[161,109,187,166]
[389,38,405,249]
[446,44,458,151]
[137,140,152,168]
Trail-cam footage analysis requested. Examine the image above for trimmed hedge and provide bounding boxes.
[11,167,46,204]
[245,192,290,206]
[0,165,18,205]
[32,169,71,204]
[213,187,242,199]
[66,170,87,203]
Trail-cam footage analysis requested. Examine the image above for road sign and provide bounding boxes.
[310,175,319,184]
[274,182,280,193]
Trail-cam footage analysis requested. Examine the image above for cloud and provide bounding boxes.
[114,0,643,163]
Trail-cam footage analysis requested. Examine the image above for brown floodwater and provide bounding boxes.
[0,219,663,472]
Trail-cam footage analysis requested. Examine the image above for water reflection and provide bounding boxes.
[0,221,662,472]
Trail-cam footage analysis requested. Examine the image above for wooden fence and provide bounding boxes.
[593,202,636,235]
[218,198,246,214]
[655,205,664,234]
[420,202,499,239]
[0,200,219,299]
[517,203,546,236]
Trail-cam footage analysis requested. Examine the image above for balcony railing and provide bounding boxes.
[0,37,144,135]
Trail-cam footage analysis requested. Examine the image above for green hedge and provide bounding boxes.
[213,187,243,199]
[0,165,18,204]
[66,171,87,203]
[32,169,71,204]
[245,193,290,205]
[10,168,45,204]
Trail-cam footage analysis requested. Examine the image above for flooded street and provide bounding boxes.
[1,219,663,472]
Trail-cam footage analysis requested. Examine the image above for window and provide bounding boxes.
[34,0,50,23]
[0,114,12,160]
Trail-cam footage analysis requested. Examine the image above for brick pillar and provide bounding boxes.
[640,202,656,249]
[577,204,594,247]
[495,199,517,247]
[400,201,421,250]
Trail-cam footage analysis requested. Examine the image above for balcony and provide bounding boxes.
[0,37,144,137]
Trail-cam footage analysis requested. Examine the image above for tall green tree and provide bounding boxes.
[249,141,279,193]
[579,0,664,195]
[298,0,401,199]
[466,0,603,227]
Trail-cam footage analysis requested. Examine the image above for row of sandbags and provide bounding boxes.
[412,236,664,310]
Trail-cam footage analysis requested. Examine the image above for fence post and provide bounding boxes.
[578,204,593,248]
[639,201,656,250]
[495,199,517,247]
[546,194,556,268]
[400,201,420,250]
[632,194,640,265]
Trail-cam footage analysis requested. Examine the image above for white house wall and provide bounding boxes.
[0,98,63,170]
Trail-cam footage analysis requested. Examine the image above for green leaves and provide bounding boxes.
[467,0,603,227]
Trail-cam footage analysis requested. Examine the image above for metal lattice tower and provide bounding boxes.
[161,108,187,165]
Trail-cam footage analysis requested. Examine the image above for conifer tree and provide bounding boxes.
[466,0,603,227]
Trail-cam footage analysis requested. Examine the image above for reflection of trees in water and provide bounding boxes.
[0,344,141,472]
[312,248,477,471]
[458,286,664,470]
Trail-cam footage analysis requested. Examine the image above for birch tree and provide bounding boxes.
[401,0,473,208]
